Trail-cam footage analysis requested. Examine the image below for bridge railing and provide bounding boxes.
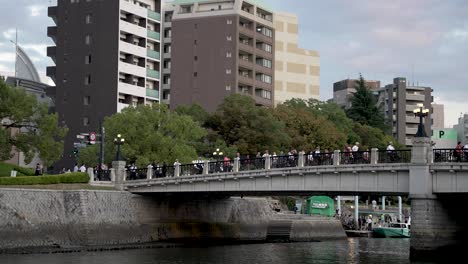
[122,149,414,181]
[378,150,412,164]
[433,149,468,163]
[338,151,370,165]
[95,169,111,181]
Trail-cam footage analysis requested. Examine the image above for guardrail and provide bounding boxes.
[433,149,468,163]
[378,150,412,164]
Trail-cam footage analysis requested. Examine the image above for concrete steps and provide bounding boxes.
[266,220,292,241]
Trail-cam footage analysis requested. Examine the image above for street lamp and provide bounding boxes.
[413,103,430,138]
[212,148,223,161]
[114,134,125,161]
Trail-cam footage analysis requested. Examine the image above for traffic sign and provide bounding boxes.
[77,135,85,139]
[89,132,97,142]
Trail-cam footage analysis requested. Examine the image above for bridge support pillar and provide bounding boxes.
[113,160,126,191]
[147,165,153,180]
[409,137,467,261]
[381,196,386,211]
[354,196,359,229]
[233,158,240,172]
[371,148,378,164]
[333,150,340,165]
[336,196,341,217]
[264,154,271,169]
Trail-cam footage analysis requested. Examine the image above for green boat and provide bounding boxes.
[373,223,410,238]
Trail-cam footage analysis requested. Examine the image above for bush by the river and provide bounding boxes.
[0,172,89,185]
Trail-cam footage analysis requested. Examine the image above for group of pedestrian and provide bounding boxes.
[455,141,468,162]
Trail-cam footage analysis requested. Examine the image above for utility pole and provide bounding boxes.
[98,121,105,178]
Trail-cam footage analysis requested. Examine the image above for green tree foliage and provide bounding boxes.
[80,104,206,167]
[174,103,210,126]
[347,74,387,130]
[209,94,290,154]
[352,123,395,150]
[274,104,347,151]
[0,80,67,166]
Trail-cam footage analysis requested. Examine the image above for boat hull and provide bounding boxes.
[373,227,410,238]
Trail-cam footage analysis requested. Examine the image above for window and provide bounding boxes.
[194,39,197,45]
[264,43,272,53]
[194,72,197,77]
[227,19,232,25]
[226,85,231,91]
[256,74,272,84]
[226,35,232,41]
[256,58,272,68]
[85,14,92,24]
[84,96,90,105]
[83,117,90,126]
[85,34,91,45]
[226,52,232,58]
[85,54,91,64]
[62,79,67,83]
[257,27,272,38]
[261,90,271,99]
[194,56,198,61]
[84,75,91,85]
[226,69,231,74]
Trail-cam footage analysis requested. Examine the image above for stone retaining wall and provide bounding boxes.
[0,189,345,252]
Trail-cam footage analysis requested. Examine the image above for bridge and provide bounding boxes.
[88,138,468,260]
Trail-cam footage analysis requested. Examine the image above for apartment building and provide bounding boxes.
[378,77,433,146]
[274,12,320,105]
[454,114,468,145]
[333,78,381,109]
[47,0,162,168]
[431,103,445,129]
[166,0,275,112]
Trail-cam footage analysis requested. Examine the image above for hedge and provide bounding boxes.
[0,163,35,177]
[0,172,89,185]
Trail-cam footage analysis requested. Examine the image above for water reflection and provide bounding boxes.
[0,238,433,264]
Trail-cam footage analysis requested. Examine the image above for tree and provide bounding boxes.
[209,94,290,154]
[347,74,387,131]
[0,80,67,167]
[79,104,206,167]
[274,104,347,151]
[352,123,396,150]
[174,103,210,127]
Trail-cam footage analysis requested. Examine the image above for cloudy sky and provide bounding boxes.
[0,0,467,126]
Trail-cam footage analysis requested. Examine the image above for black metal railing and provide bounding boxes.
[126,168,147,180]
[239,157,265,171]
[338,151,370,165]
[378,150,411,163]
[180,163,204,176]
[96,169,111,181]
[272,155,297,168]
[433,149,468,163]
[304,152,334,166]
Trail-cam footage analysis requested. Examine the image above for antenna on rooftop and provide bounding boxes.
[411,64,415,86]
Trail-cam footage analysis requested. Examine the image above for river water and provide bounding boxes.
[0,238,434,264]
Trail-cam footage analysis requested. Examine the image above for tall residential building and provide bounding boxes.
[378,77,433,146]
[167,0,275,112]
[333,78,381,109]
[274,12,320,105]
[47,0,162,168]
[454,114,468,145]
[431,103,445,129]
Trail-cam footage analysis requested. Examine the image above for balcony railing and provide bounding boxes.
[146,89,159,99]
[147,68,160,79]
[147,49,160,60]
[147,9,161,21]
[147,30,160,40]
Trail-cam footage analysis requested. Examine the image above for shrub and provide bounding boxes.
[0,163,35,177]
[0,172,89,185]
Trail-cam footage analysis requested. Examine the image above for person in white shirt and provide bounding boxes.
[387,142,395,152]
[73,163,79,172]
[352,142,359,152]
[387,142,396,161]
[79,164,86,172]
[463,143,468,161]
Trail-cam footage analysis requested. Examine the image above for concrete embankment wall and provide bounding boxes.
[0,189,345,251]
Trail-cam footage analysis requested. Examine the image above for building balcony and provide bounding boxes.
[239,25,254,37]
[239,42,254,54]
[146,88,159,99]
[118,102,130,112]
[162,83,170,90]
[46,66,56,83]
[147,30,160,41]
[254,79,272,90]
[255,47,273,60]
[119,40,146,57]
[162,67,171,74]
[120,0,147,17]
[119,61,146,78]
[48,6,57,24]
[238,75,254,86]
[406,104,418,112]
[164,22,172,28]
[147,49,160,60]
[406,93,425,101]
[118,81,145,98]
[255,32,273,44]
[406,116,420,124]
[238,59,254,69]
[120,20,147,38]
[148,9,161,22]
[406,127,418,135]
[254,95,273,106]
[147,68,160,79]
[254,64,273,75]
[47,46,56,63]
[47,26,57,44]
[163,52,171,59]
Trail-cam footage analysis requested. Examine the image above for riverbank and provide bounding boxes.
[0,189,346,253]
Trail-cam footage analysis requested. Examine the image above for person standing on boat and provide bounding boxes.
[367,216,373,230]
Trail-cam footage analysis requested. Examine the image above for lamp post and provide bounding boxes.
[413,103,430,138]
[114,134,125,161]
[213,148,223,172]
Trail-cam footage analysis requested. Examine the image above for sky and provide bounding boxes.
[0,0,467,127]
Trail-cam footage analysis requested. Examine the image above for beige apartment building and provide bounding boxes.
[274,12,320,105]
